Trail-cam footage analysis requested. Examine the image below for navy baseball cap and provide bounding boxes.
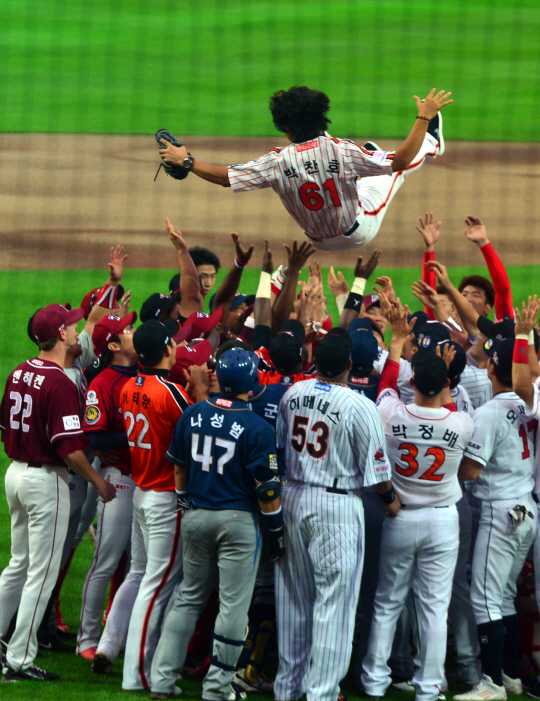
[483,337,515,378]
[408,310,429,333]
[348,320,378,375]
[133,319,179,367]
[415,321,451,351]
[315,328,352,378]
[442,340,467,386]
[411,350,448,397]
[169,273,180,296]
[140,292,180,323]
[477,314,515,340]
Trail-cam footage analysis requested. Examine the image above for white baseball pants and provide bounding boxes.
[471,494,537,625]
[361,505,459,701]
[122,487,183,691]
[0,462,69,670]
[77,467,135,653]
[274,483,365,701]
[311,133,439,252]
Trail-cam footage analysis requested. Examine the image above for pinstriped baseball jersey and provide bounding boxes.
[464,388,540,501]
[376,388,474,507]
[228,133,394,241]
[276,379,391,490]
[459,365,492,409]
[451,384,474,415]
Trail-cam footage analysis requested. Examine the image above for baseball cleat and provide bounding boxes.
[233,667,274,693]
[2,663,60,682]
[392,679,415,692]
[92,651,113,674]
[38,631,75,653]
[79,646,98,661]
[502,674,522,695]
[150,685,182,699]
[427,111,445,156]
[55,606,69,633]
[526,680,540,699]
[364,141,383,152]
[454,675,507,701]
[203,684,247,701]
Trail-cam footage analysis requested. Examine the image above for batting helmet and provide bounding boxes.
[216,348,259,395]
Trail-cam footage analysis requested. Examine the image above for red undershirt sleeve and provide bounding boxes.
[378,358,400,395]
[480,242,514,321]
[422,251,436,321]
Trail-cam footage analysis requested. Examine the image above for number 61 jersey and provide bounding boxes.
[276,379,392,490]
[376,388,474,507]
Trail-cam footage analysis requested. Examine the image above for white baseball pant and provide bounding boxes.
[311,134,439,251]
[77,467,135,653]
[361,505,459,701]
[122,487,183,691]
[274,483,365,701]
[0,462,69,670]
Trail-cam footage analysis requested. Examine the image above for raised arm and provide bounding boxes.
[416,212,441,320]
[166,217,204,318]
[427,260,481,337]
[271,240,315,332]
[211,233,255,317]
[254,240,274,329]
[338,250,381,329]
[82,245,127,337]
[512,297,540,408]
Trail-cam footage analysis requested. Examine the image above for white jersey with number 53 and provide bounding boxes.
[228,133,394,241]
[376,388,474,507]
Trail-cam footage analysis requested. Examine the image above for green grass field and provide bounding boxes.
[1,0,539,140]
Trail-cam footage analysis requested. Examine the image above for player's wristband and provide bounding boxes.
[416,115,430,122]
[513,337,529,364]
[344,292,363,311]
[261,507,282,532]
[256,271,271,299]
[336,293,348,316]
[377,488,396,505]
[528,330,535,345]
[351,277,367,295]
[234,257,246,269]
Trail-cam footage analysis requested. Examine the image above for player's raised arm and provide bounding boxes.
[392,89,452,172]
[166,217,204,317]
[337,249,381,330]
[512,297,540,407]
[158,140,231,187]
[271,240,315,332]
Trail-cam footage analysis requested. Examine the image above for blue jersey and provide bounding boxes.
[167,395,277,512]
[347,373,379,402]
[248,384,290,431]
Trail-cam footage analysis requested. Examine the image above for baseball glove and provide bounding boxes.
[155,129,191,181]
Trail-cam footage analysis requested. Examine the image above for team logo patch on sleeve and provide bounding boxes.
[269,454,278,471]
[314,382,331,392]
[374,446,385,461]
[467,440,482,452]
[86,390,98,405]
[85,406,101,426]
[63,415,81,430]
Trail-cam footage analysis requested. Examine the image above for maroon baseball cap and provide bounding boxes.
[32,304,85,343]
[363,294,381,311]
[92,312,137,357]
[173,307,224,344]
[170,340,213,383]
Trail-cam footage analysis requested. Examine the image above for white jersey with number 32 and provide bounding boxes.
[228,133,394,241]
[376,388,474,507]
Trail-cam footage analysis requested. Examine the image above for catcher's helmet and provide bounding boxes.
[216,348,259,395]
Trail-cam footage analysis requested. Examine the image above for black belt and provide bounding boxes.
[28,461,44,468]
[533,493,539,504]
[325,478,349,495]
[401,504,449,509]
[306,220,359,243]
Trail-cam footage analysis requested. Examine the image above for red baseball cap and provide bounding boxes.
[173,307,223,344]
[92,312,137,357]
[32,304,85,343]
[363,294,381,311]
[170,339,213,383]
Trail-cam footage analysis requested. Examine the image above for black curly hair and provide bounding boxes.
[269,86,331,143]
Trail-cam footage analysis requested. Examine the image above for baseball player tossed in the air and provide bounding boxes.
[274,327,398,701]
[0,304,116,681]
[77,313,138,660]
[360,300,474,701]
[158,86,451,251]
[150,348,282,701]
[455,335,539,701]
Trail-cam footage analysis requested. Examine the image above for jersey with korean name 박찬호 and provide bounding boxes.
[276,378,391,491]
[120,371,191,491]
[228,133,394,241]
[463,387,540,502]
[167,396,277,512]
[376,387,474,508]
[0,358,84,464]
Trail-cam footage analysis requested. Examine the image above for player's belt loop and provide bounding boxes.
[325,478,349,495]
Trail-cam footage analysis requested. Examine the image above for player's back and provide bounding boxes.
[248,383,289,431]
[121,372,191,491]
[277,378,388,490]
[347,373,379,402]
[464,390,538,501]
[377,388,474,507]
[168,396,277,512]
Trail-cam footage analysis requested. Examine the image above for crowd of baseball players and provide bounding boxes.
[1,85,540,701]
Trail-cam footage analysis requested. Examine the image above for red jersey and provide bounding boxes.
[83,365,138,474]
[0,358,83,464]
[121,369,191,491]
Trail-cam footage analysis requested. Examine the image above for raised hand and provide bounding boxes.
[372,274,396,303]
[416,212,441,249]
[117,290,132,318]
[514,296,540,336]
[436,342,456,370]
[328,267,349,297]
[283,240,316,271]
[382,294,414,342]
[261,239,273,274]
[354,249,381,280]
[414,89,453,120]
[464,216,489,247]
[412,279,440,311]
[166,217,188,252]
[425,260,452,291]
[108,245,128,284]
[231,232,255,266]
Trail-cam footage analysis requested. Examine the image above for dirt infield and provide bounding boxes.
[1,134,539,270]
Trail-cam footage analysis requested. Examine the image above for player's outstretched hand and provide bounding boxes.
[354,249,381,280]
[262,239,273,274]
[415,89,453,120]
[231,232,255,266]
[372,275,396,302]
[515,295,540,335]
[436,342,457,369]
[464,216,489,247]
[328,267,349,297]
[159,140,189,166]
[425,260,452,291]
[108,245,128,284]
[117,290,132,318]
[382,295,415,341]
[416,212,441,250]
[97,477,117,503]
[166,217,188,252]
[412,279,440,311]
[284,239,316,271]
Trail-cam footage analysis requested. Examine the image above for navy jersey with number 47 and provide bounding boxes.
[167,395,277,512]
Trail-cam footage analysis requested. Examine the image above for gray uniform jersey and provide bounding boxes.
[276,378,391,490]
[463,387,540,501]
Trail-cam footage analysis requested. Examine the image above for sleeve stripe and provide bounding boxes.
[157,377,190,412]
[51,429,84,442]
[166,450,185,466]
